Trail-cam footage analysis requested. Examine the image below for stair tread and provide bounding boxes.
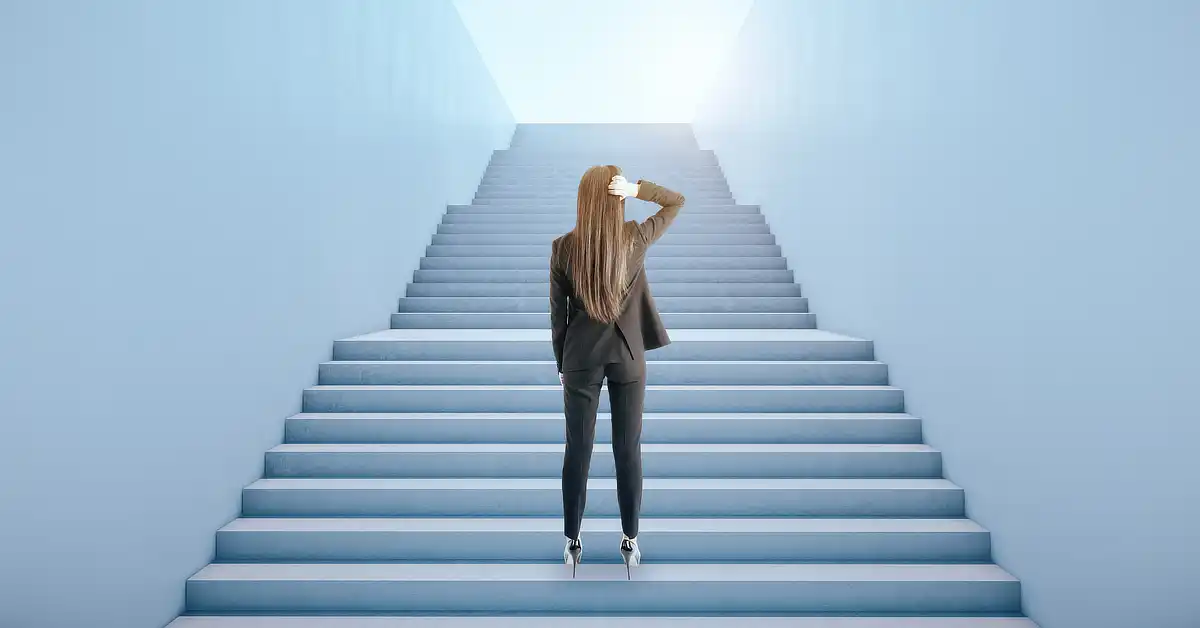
[246,478,961,489]
[341,329,863,342]
[170,618,1037,627]
[306,385,899,391]
[190,562,1015,582]
[219,517,983,533]
[268,443,936,454]
[321,360,883,366]
[407,282,789,286]
[288,412,917,420]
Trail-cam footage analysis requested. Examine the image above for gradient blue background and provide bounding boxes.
[696,2,1200,628]
[1,1,1197,628]
[0,2,511,627]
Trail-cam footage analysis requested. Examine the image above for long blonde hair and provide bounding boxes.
[565,165,632,323]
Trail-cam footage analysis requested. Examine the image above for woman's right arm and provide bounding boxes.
[549,238,570,375]
[633,180,686,246]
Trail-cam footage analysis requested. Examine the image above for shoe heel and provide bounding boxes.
[564,539,583,578]
[619,537,641,580]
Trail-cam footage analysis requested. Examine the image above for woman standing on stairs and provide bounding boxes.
[550,165,686,578]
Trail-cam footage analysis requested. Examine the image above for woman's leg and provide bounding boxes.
[605,359,646,538]
[561,365,604,540]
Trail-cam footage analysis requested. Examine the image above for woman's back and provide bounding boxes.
[549,168,686,373]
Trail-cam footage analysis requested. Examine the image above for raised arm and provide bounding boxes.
[632,180,686,246]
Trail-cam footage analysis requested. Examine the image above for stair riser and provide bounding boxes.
[391,312,816,329]
[318,362,885,386]
[215,529,989,562]
[425,245,783,257]
[283,416,924,445]
[442,213,765,224]
[413,269,793,282]
[470,199,739,206]
[448,204,760,213]
[420,257,789,270]
[241,486,964,517]
[485,164,723,172]
[487,163,721,172]
[474,195,733,203]
[489,158,718,167]
[333,339,869,362]
[404,283,800,298]
[437,223,769,234]
[477,181,730,192]
[475,185,730,193]
[186,579,1017,614]
[430,234,776,245]
[300,388,904,414]
[397,296,808,313]
[170,619,1040,628]
[263,450,942,479]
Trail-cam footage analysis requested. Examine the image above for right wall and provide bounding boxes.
[695,2,1199,627]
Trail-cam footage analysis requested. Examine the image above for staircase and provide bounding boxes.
[171,124,1036,627]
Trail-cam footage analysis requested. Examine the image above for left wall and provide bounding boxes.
[0,2,513,627]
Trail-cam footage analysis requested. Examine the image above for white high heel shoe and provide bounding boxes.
[619,534,641,580]
[564,536,583,578]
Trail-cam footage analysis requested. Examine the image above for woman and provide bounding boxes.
[549,165,686,578]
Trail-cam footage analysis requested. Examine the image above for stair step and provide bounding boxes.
[431,233,775,246]
[283,413,925,445]
[398,295,807,312]
[264,443,940,479]
[486,163,722,172]
[474,196,734,205]
[475,189,732,198]
[186,563,1018,614]
[391,312,816,329]
[318,360,884,386]
[489,160,715,170]
[506,125,700,150]
[477,183,730,193]
[485,164,724,172]
[442,212,765,223]
[420,256,788,270]
[426,245,783,257]
[240,478,963,517]
[215,517,987,562]
[413,268,792,283]
[332,329,870,361]
[171,618,1039,628]
[470,199,739,207]
[481,176,727,187]
[437,222,769,234]
[302,385,903,414]
[481,170,722,178]
[405,282,799,298]
[448,204,760,213]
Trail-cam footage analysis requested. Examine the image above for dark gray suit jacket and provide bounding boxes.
[550,180,686,373]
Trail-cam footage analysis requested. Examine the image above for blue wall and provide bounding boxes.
[0,2,512,627]
[696,2,1199,627]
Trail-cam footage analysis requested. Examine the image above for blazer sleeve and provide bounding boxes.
[549,238,570,373]
[634,180,686,246]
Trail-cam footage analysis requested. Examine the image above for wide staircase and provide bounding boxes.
[171,124,1036,627]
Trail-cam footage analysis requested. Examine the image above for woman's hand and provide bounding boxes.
[608,175,639,199]
[559,372,565,386]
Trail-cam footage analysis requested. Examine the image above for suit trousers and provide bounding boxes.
[561,358,646,539]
